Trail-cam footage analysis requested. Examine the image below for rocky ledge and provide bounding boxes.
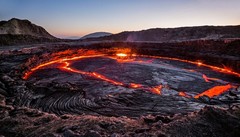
[1,98,240,137]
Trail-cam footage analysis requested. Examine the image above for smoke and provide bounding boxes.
[126,33,137,42]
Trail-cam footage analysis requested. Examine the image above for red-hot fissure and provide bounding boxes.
[23,53,239,98]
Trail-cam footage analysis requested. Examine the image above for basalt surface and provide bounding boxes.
[0,41,240,136]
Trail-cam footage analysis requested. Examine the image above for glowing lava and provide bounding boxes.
[23,54,240,80]
[116,53,127,57]
[150,85,163,94]
[141,55,240,77]
[194,84,232,98]
[202,74,210,82]
[22,52,240,98]
[61,61,124,86]
[60,61,164,94]
[202,74,221,83]
[22,54,104,80]
[197,62,202,66]
[129,83,143,88]
[179,92,191,98]
[91,72,124,86]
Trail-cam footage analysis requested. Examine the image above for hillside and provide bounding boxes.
[0,18,59,46]
[83,25,240,42]
[0,18,56,39]
[81,32,112,39]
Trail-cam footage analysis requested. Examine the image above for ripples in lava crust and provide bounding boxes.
[22,52,240,117]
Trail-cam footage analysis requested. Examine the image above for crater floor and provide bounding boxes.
[25,55,240,116]
[1,43,240,136]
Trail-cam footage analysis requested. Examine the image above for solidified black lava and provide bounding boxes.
[0,41,240,136]
[23,55,240,116]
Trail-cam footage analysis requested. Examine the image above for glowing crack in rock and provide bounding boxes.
[23,54,104,80]
[22,53,240,97]
[202,74,210,82]
[61,61,124,86]
[116,53,127,57]
[149,85,163,95]
[140,55,240,77]
[194,84,232,98]
[129,83,143,88]
[202,74,221,83]
[61,61,163,94]
[179,91,192,98]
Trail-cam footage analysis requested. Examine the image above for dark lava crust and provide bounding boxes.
[0,41,240,137]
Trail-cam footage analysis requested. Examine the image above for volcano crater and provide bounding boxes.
[18,47,240,117]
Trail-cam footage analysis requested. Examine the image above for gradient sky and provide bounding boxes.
[0,0,240,38]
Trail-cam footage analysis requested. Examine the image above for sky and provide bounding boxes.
[0,0,240,38]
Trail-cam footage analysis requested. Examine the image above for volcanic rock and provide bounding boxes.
[63,129,81,137]
[0,81,6,89]
[1,75,14,84]
[0,94,6,106]
[0,18,60,46]
[4,106,236,137]
[0,40,240,136]
[0,18,55,39]
[161,106,240,137]
[83,130,101,137]
[0,88,7,96]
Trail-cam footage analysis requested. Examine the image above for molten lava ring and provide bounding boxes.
[21,51,240,116]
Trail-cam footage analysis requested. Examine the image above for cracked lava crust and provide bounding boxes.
[20,49,240,117]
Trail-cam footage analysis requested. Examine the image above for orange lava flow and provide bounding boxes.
[61,61,164,94]
[22,53,239,98]
[91,72,124,86]
[130,83,143,88]
[202,74,222,83]
[141,55,240,78]
[150,85,163,94]
[202,74,210,82]
[116,53,127,57]
[22,54,163,94]
[61,61,124,86]
[194,84,232,98]
[179,92,192,98]
[23,60,60,80]
[22,54,104,80]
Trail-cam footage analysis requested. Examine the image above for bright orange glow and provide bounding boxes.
[197,62,202,66]
[130,83,142,88]
[202,74,210,82]
[194,84,232,98]
[179,92,191,98]
[202,74,221,82]
[116,53,127,57]
[140,55,240,77]
[22,54,104,80]
[60,61,124,86]
[22,51,240,99]
[150,85,162,94]
[132,54,137,57]
[91,72,124,86]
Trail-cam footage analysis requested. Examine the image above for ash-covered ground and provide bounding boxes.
[0,41,240,137]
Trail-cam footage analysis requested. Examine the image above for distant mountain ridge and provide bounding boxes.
[0,18,56,39]
[0,18,60,46]
[81,32,112,39]
[1,18,240,46]
[84,25,240,42]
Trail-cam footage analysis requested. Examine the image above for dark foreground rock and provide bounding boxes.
[0,105,240,137]
[161,106,240,137]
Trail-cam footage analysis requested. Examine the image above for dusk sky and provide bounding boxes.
[1,0,240,38]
